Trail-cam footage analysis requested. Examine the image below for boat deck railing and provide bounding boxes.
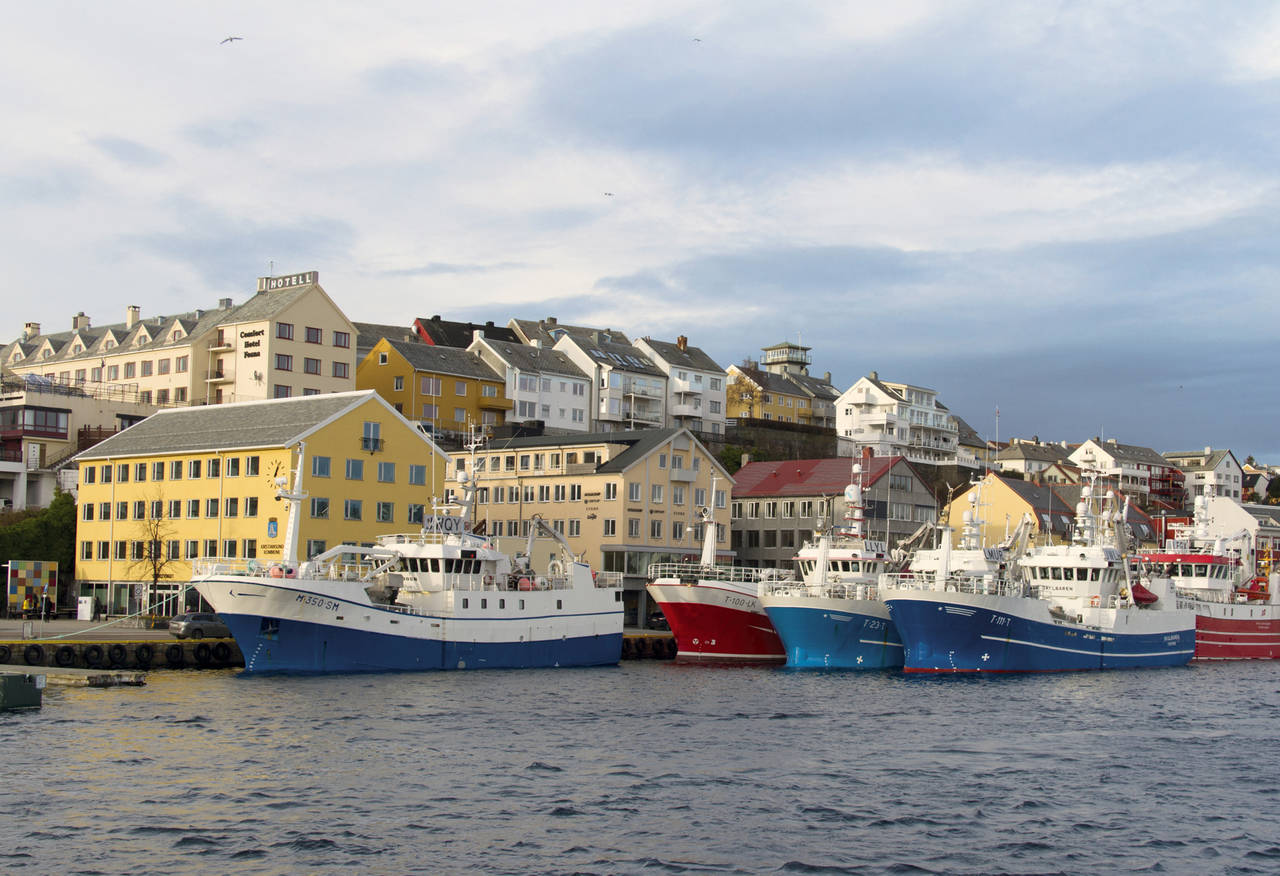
[192,557,620,592]
[879,571,1026,598]
[761,580,882,601]
[647,562,793,584]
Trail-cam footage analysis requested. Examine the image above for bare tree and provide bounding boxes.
[127,489,180,620]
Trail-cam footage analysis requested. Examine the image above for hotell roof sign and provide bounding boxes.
[257,271,318,292]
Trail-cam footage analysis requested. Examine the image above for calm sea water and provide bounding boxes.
[3,661,1279,875]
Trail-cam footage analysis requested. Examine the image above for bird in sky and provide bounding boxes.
[604,192,615,196]
[220,36,243,45]
[692,37,702,42]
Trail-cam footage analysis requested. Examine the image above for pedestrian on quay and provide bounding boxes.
[22,594,34,619]
[93,596,103,622]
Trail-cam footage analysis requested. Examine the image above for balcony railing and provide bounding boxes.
[360,436,384,452]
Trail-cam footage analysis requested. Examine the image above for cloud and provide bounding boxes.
[90,136,168,168]
[379,261,526,277]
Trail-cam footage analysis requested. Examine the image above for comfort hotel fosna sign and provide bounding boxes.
[256,271,318,292]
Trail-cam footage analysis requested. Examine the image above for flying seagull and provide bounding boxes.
[692,37,702,42]
[604,192,615,196]
[220,36,243,44]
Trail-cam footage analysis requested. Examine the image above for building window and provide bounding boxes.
[333,362,349,379]
[305,326,323,344]
[83,467,96,485]
[187,499,200,518]
[115,541,127,560]
[275,353,293,371]
[376,502,394,523]
[97,541,109,559]
[188,459,201,479]
[224,497,239,517]
[628,518,641,537]
[206,498,219,518]
[176,355,189,372]
[568,520,581,537]
[274,384,292,398]
[408,504,425,524]
[311,497,329,519]
[141,361,153,377]
[306,539,326,558]
[277,322,294,340]
[243,539,257,559]
[604,482,617,500]
[651,484,664,503]
[333,331,350,348]
[312,456,331,478]
[245,496,258,517]
[344,499,362,520]
[203,539,218,558]
[208,458,221,478]
[394,375,404,391]
[628,482,641,502]
[123,362,136,379]
[603,519,617,537]
[82,504,94,521]
[133,500,145,519]
[377,461,395,483]
[81,541,93,561]
[409,464,426,485]
[304,357,321,375]
[116,501,127,520]
[346,459,364,480]
[378,352,389,365]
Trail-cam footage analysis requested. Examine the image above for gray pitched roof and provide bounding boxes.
[216,283,316,326]
[355,322,420,358]
[1163,448,1235,472]
[784,370,840,401]
[475,427,727,477]
[562,335,665,378]
[414,316,519,347]
[510,318,631,347]
[998,442,1069,464]
[76,391,377,459]
[482,341,587,379]
[638,337,723,373]
[953,416,984,448]
[388,339,502,381]
[1080,439,1170,467]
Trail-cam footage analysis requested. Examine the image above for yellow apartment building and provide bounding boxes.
[357,337,512,439]
[74,390,448,613]
[448,427,733,626]
[725,364,813,423]
[3,270,356,408]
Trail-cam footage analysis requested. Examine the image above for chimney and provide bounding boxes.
[823,371,831,382]
[677,335,688,351]
[23,322,40,340]
[126,305,140,328]
[546,316,557,325]
[220,297,233,309]
[531,339,543,349]
[741,453,751,467]
[72,312,91,331]
[1203,446,1212,456]
[869,370,878,380]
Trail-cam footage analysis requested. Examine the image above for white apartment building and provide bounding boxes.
[1163,447,1243,501]
[835,372,959,464]
[468,336,592,433]
[634,335,728,437]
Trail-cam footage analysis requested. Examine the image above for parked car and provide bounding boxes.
[647,610,670,631]
[168,612,231,639]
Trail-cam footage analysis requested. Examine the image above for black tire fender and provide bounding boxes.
[135,644,155,667]
[107,643,128,666]
[83,644,105,667]
[165,643,185,666]
[23,644,45,665]
[193,642,212,665]
[211,642,232,664]
[55,645,76,667]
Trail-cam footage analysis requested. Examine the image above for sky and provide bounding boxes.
[4,2,1279,461]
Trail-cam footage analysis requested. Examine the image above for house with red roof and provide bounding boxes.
[729,455,936,569]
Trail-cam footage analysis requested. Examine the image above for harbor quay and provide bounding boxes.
[0,618,674,674]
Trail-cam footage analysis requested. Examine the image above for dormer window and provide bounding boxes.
[171,330,183,341]
[71,344,82,354]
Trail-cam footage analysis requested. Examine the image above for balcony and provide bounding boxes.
[209,337,234,352]
[360,436,384,453]
[670,401,701,417]
[670,376,702,395]
[478,396,514,411]
[669,468,696,483]
[206,370,233,384]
